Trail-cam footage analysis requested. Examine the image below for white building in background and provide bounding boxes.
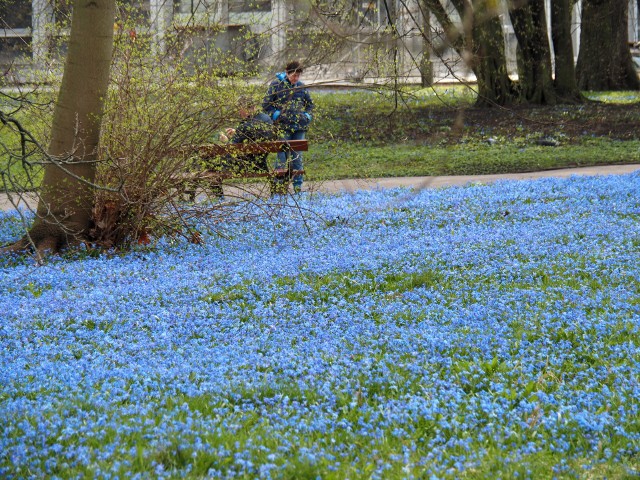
[1,0,639,84]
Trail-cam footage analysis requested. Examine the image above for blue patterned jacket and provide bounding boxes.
[262,72,314,132]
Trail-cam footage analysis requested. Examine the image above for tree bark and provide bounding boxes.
[422,0,468,57]
[551,0,584,102]
[424,0,517,106]
[24,0,116,253]
[509,0,557,104]
[473,14,518,106]
[576,0,640,90]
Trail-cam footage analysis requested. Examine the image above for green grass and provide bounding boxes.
[305,138,640,180]
[0,93,54,189]
[584,90,640,103]
[2,87,639,190]
[300,88,640,180]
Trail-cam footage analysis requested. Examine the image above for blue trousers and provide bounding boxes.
[275,130,306,189]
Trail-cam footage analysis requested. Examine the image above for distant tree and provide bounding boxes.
[551,0,583,102]
[420,0,586,105]
[509,0,557,104]
[422,0,517,106]
[470,0,518,106]
[576,0,640,90]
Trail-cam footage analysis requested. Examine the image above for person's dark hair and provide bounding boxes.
[285,61,303,74]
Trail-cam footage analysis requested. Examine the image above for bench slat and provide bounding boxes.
[175,140,308,190]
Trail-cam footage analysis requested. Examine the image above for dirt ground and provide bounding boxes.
[329,99,640,147]
[431,102,640,142]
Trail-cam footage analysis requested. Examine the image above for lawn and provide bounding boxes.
[2,88,640,189]
[1,172,639,478]
[305,88,640,181]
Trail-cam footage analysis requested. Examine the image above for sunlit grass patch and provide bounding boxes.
[306,139,640,180]
[584,90,640,104]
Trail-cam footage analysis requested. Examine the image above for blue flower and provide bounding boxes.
[1,172,639,477]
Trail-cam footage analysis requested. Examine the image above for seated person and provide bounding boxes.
[217,95,277,174]
[201,96,276,198]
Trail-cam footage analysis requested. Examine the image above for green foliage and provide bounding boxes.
[90,6,274,246]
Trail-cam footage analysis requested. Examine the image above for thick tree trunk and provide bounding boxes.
[510,0,557,104]
[576,0,640,90]
[422,0,468,57]
[474,15,518,106]
[25,0,116,253]
[551,0,584,102]
[424,0,517,106]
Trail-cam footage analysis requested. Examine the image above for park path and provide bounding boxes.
[2,164,639,211]
[311,164,640,193]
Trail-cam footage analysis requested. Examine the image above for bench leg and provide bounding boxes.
[180,181,197,203]
[209,181,224,198]
[276,131,305,191]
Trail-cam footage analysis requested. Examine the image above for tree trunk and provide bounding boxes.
[20,0,116,254]
[422,0,468,56]
[509,0,557,104]
[576,0,640,90]
[551,0,584,102]
[419,6,434,87]
[473,14,518,106]
[424,0,517,106]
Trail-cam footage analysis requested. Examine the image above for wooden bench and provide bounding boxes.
[177,139,308,198]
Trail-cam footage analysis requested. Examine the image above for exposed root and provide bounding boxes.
[0,223,84,261]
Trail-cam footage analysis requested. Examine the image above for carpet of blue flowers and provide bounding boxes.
[1,173,639,479]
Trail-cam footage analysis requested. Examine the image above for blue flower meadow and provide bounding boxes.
[1,173,639,479]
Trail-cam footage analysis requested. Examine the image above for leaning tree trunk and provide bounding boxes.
[509,0,557,104]
[576,0,640,90]
[18,0,115,254]
[551,0,584,103]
